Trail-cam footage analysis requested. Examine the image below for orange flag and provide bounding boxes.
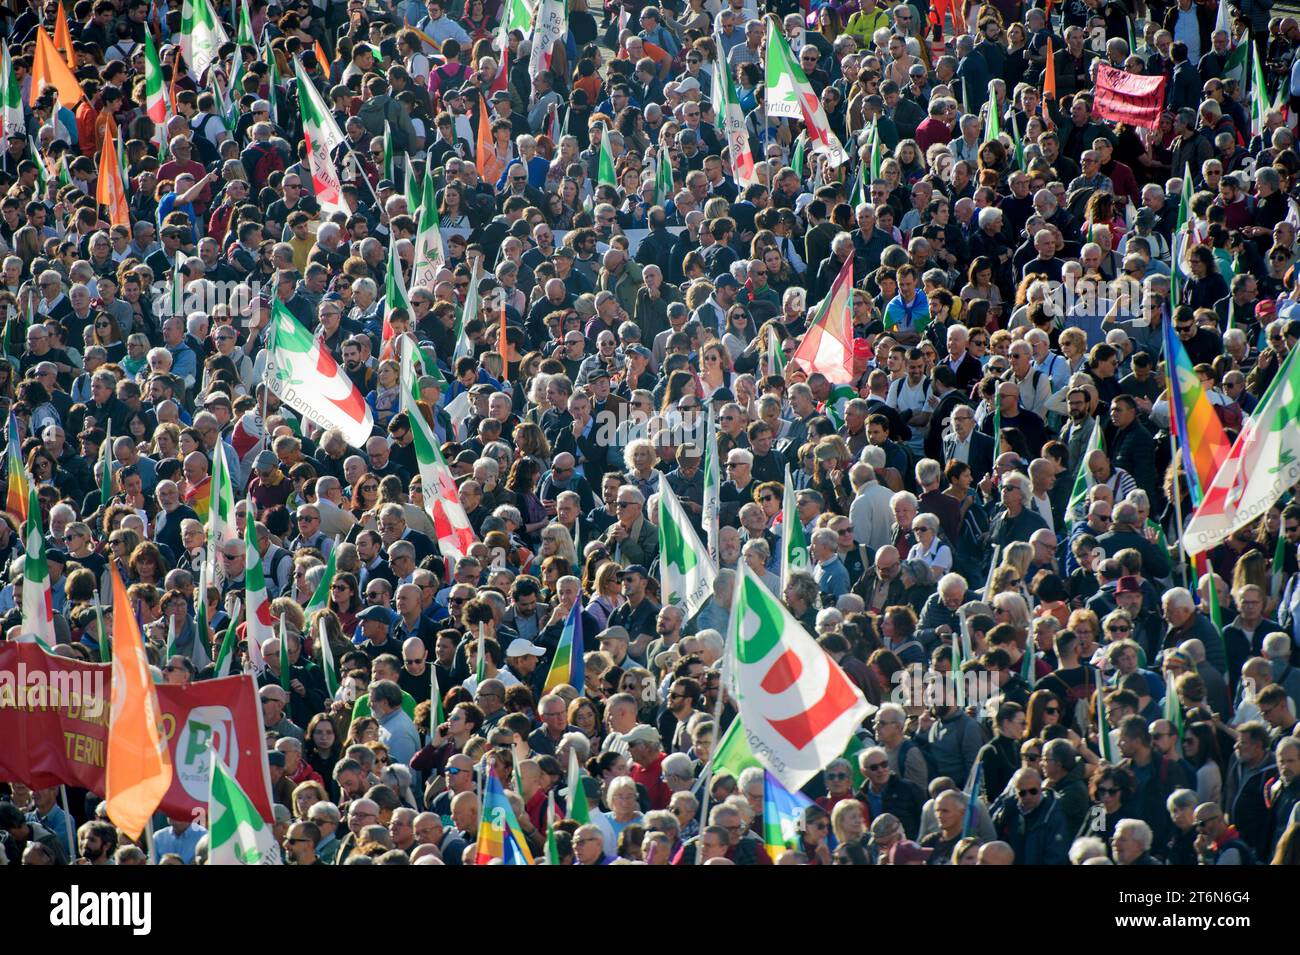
[54,1,75,67]
[104,562,173,840]
[498,297,508,358]
[476,94,498,181]
[30,28,84,108]
[1043,37,1057,103]
[96,132,130,227]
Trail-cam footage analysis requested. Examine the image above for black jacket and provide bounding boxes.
[855,775,926,840]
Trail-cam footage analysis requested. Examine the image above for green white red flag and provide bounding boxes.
[764,18,847,166]
[264,300,375,448]
[788,250,855,384]
[400,343,477,567]
[0,43,24,151]
[712,34,757,188]
[724,561,873,791]
[243,500,273,674]
[1184,342,1300,555]
[295,58,349,218]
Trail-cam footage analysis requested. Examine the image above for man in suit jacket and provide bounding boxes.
[377,504,437,565]
[924,366,970,463]
[938,325,984,396]
[941,405,995,484]
[551,391,612,484]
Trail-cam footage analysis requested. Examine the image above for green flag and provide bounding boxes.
[657,478,716,619]
[564,745,590,823]
[711,716,761,782]
[1171,163,1194,302]
[93,592,109,663]
[317,616,339,699]
[544,792,560,864]
[214,598,241,679]
[1067,421,1105,521]
[597,123,616,187]
[1163,670,1184,742]
[208,750,282,864]
[779,464,808,592]
[278,618,291,692]
[654,145,673,207]
[99,419,113,507]
[984,82,1001,144]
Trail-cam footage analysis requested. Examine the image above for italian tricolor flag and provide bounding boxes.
[143,31,167,144]
[296,58,349,218]
[243,499,274,674]
[764,18,847,166]
[712,35,757,189]
[400,344,477,568]
[411,169,444,291]
[789,251,856,384]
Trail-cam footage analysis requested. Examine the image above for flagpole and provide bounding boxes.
[1162,333,1193,590]
[1167,432,1191,590]
[694,678,729,865]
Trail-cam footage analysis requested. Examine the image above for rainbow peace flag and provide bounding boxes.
[762,769,813,862]
[1162,316,1230,504]
[5,413,27,522]
[474,771,534,865]
[542,598,584,695]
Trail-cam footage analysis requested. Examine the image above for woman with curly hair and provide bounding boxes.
[127,541,169,586]
[1086,762,1137,842]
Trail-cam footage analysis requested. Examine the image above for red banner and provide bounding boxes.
[0,643,274,822]
[1093,64,1167,130]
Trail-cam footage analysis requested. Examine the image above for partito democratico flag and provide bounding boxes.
[263,300,375,447]
[725,562,874,792]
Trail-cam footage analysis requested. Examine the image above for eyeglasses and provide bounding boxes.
[1044,706,1060,715]
[1023,752,1041,761]
[1096,786,1121,796]
[825,772,849,781]
[1016,788,1040,796]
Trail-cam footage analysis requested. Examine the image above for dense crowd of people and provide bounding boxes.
[2,0,1300,867]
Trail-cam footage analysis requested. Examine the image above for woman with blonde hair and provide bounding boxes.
[525,523,579,577]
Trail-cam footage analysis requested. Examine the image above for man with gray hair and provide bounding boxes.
[1111,818,1158,864]
[988,471,1047,547]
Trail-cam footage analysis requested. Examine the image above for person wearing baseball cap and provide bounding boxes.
[504,637,547,695]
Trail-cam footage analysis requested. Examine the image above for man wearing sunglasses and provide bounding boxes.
[989,766,1071,865]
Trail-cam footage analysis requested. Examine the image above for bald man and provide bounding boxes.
[977,841,1015,865]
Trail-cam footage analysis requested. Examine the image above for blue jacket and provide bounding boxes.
[991,789,1071,865]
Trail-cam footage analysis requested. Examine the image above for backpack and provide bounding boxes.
[1214,837,1259,865]
[247,142,285,189]
[385,99,412,153]
[896,737,924,783]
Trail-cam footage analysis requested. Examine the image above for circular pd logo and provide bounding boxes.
[174,706,237,803]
